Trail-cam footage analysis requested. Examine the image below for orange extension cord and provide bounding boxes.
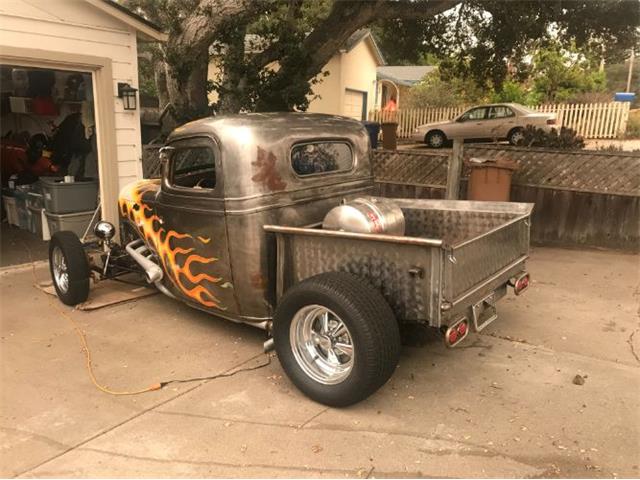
[26,248,270,396]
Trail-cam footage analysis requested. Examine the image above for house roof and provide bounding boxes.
[343,29,386,66]
[85,0,167,42]
[377,65,436,86]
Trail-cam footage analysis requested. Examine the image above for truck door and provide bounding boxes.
[156,136,237,314]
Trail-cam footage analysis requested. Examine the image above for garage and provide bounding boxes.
[0,0,165,266]
[343,88,367,121]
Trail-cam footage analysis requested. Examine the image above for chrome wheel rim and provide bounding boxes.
[511,130,524,144]
[430,133,444,147]
[52,247,69,294]
[290,305,354,385]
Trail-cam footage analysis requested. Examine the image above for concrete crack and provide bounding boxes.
[627,330,640,365]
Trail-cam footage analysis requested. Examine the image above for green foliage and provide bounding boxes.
[405,71,487,108]
[530,43,607,103]
[520,126,585,150]
[625,110,640,139]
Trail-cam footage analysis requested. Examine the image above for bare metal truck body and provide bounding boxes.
[48,113,532,406]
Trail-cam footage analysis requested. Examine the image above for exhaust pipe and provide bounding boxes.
[126,240,163,283]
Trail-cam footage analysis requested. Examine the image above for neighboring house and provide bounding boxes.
[376,65,436,109]
[306,29,385,120]
[0,0,166,227]
[207,29,386,121]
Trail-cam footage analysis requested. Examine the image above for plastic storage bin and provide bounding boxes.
[27,192,44,210]
[13,188,30,230]
[27,206,43,238]
[40,177,98,214]
[3,195,19,226]
[45,210,94,238]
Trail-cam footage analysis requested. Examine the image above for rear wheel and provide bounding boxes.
[508,127,525,145]
[273,272,401,407]
[49,231,90,306]
[425,130,447,148]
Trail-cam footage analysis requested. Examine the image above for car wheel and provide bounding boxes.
[426,130,446,148]
[49,231,90,306]
[508,128,525,146]
[273,272,401,407]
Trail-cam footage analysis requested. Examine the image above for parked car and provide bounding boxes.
[47,113,532,407]
[412,103,556,147]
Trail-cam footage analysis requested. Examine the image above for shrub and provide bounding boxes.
[624,109,640,139]
[520,126,585,150]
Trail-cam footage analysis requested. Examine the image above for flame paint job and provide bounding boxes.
[119,180,228,309]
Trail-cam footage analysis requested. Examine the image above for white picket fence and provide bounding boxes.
[369,102,631,140]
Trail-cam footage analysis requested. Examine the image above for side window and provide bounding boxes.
[461,107,487,121]
[171,147,216,190]
[291,142,353,176]
[489,106,515,119]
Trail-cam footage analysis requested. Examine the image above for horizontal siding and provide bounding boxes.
[0,3,143,198]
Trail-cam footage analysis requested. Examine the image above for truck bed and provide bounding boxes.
[265,199,532,328]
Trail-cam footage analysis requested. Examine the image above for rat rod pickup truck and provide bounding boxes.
[48,113,532,406]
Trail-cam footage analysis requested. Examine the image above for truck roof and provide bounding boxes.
[168,112,366,143]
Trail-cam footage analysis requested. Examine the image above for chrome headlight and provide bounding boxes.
[94,221,116,242]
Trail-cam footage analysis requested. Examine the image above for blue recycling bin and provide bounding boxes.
[362,121,380,149]
[614,92,636,102]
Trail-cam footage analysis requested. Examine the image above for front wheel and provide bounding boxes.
[273,272,401,407]
[425,130,447,148]
[49,231,90,306]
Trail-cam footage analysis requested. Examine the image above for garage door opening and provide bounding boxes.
[1,64,99,267]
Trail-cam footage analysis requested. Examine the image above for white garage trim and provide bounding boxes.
[0,46,120,231]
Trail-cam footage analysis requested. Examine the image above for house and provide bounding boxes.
[376,65,436,109]
[306,29,385,120]
[0,0,166,228]
[207,29,386,121]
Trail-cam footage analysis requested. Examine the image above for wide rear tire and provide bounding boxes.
[49,231,90,306]
[273,272,401,407]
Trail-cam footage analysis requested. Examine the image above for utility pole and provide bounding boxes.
[627,49,635,93]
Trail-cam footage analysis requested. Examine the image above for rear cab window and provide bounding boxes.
[170,146,216,190]
[291,141,353,177]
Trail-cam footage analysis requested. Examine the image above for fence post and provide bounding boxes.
[446,138,464,200]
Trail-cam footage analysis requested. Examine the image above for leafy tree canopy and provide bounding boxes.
[124,0,639,122]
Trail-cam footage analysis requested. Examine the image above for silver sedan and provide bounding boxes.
[411,103,556,148]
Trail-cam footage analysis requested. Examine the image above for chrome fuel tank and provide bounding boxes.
[322,197,405,235]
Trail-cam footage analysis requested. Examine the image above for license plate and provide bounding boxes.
[471,292,499,331]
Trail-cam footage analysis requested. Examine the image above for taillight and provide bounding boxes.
[444,317,469,347]
[513,273,530,295]
[546,118,556,125]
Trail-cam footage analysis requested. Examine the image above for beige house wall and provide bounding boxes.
[306,55,343,115]
[335,40,378,118]
[0,0,144,192]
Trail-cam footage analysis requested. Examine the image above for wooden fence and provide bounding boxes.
[369,102,631,140]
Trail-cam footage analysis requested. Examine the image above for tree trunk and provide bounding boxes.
[164,48,211,123]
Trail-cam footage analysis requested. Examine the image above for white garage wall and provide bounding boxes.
[0,0,143,190]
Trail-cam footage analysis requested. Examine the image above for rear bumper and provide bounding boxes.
[440,255,528,327]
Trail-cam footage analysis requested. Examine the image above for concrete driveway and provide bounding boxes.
[1,247,638,478]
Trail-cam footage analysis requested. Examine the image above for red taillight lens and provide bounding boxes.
[546,118,556,125]
[457,321,468,337]
[445,318,469,347]
[514,273,530,295]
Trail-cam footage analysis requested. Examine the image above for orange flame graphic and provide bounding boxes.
[119,181,226,309]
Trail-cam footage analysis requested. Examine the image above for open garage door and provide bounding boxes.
[344,89,367,121]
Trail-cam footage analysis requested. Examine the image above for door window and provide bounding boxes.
[291,142,353,176]
[170,147,216,190]
[488,106,515,119]
[460,107,488,121]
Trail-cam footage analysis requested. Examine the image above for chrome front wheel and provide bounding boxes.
[51,246,69,294]
[290,305,354,385]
